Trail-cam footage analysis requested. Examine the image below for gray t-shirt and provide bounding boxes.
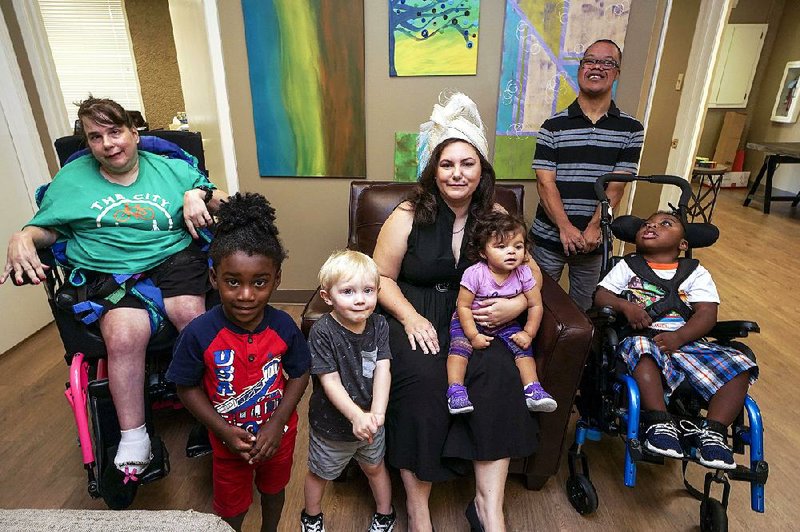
[308,313,392,441]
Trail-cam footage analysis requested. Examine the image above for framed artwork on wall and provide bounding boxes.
[492,0,631,179]
[241,0,366,177]
[770,61,800,124]
[393,132,418,182]
[389,0,480,77]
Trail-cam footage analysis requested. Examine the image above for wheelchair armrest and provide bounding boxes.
[585,305,619,323]
[708,320,760,340]
[8,247,58,286]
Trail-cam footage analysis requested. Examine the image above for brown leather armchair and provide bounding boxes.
[301,180,593,490]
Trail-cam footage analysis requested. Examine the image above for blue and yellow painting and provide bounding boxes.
[389,0,481,77]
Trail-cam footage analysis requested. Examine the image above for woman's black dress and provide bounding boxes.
[384,200,538,482]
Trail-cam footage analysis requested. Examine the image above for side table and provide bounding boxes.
[688,165,728,223]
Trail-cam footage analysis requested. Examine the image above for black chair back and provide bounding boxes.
[54,130,207,175]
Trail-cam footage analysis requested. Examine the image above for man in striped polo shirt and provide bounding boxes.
[531,39,644,310]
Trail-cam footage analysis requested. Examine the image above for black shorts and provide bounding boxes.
[82,241,210,311]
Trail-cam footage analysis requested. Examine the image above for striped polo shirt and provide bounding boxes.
[531,99,644,253]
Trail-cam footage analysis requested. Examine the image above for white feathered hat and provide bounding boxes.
[416,92,489,178]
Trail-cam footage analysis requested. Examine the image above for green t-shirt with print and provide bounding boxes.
[27,151,213,273]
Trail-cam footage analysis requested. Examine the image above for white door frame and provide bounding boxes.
[0,5,51,209]
[659,0,734,209]
[203,0,239,195]
[11,0,71,155]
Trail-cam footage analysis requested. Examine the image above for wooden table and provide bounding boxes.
[743,142,800,214]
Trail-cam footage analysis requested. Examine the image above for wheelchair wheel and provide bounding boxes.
[566,474,598,515]
[700,498,727,532]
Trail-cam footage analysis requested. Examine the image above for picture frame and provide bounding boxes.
[770,61,800,123]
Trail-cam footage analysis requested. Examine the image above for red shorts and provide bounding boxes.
[212,412,298,518]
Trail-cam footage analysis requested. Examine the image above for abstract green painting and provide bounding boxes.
[394,132,419,182]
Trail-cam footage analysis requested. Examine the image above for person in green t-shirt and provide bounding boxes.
[0,97,227,483]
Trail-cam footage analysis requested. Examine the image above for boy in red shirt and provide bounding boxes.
[168,193,310,531]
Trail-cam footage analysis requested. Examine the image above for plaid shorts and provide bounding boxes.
[618,335,758,401]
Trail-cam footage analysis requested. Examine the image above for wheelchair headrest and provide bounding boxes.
[611,215,719,248]
[55,130,207,175]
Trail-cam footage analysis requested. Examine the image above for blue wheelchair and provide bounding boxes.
[565,174,768,532]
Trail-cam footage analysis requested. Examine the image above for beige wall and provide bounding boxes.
[696,0,784,159]
[220,1,663,295]
[743,0,800,192]
[126,0,185,129]
[169,0,227,189]
[634,0,702,218]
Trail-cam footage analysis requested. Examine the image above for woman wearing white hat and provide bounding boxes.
[374,92,540,531]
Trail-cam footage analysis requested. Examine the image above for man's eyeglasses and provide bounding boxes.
[579,58,620,70]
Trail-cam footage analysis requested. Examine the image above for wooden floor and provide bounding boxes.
[0,189,797,531]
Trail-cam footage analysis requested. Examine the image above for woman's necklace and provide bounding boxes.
[452,213,468,234]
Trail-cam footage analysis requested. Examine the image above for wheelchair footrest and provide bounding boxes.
[728,461,769,484]
[639,450,666,465]
[186,423,212,458]
[140,436,169,485]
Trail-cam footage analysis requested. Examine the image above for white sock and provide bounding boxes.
[114,424,152,474]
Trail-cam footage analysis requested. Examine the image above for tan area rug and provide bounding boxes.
[0,509,232,531]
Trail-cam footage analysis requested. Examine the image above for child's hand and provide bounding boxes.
[371,412,386,428]
[470,333,493,349]
[620,302,652,330]
[653,331,683,354]
[511,330,532,349]
[218,425,256,461]
[351,411,378,443]
[248,420,285,465]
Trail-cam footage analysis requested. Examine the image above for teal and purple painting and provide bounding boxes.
[242,0,366,177]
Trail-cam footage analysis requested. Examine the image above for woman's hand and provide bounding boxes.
[402,312,440,355]
[183,188,213,239]
[0,228,55,286]
[472,295,527,329]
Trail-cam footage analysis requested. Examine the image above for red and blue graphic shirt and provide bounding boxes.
[168,304,311,449]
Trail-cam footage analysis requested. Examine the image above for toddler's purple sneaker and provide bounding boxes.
[447,383,474,414]
[524,382,557,412]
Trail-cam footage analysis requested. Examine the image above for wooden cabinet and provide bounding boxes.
[708,24,767,108]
